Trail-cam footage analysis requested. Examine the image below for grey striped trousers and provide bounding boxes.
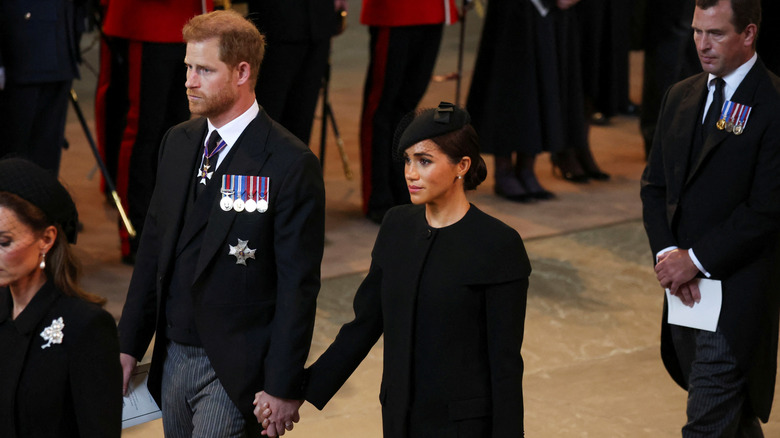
[161,341,248,438]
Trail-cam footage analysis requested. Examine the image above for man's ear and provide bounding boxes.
[236,61,251,86]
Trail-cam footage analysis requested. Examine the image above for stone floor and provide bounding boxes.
[49,2,780,436]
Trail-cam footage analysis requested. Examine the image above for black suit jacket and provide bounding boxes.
[0,282,122,437]
[641,59,780,421]
[305,205,530,437]
[117,109,325,432]
[0,0,83,84]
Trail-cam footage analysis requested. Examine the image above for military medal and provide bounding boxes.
[258,177,269,213]
[228,238,256,265]
[245,176,257,213]
[723,101,736,132]
[198,135,227,184]
[220,175,234,211]
[233,175,245,212]
[715,100,729,130]
[733,103,752,135]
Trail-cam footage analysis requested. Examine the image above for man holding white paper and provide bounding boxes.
[640,0,780,435]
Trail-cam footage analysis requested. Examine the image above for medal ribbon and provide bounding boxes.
[718,100,732,125]
[260,177,268,203]
[221,174,234,198]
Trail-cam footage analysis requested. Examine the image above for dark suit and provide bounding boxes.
[117,108,325,435]
[0,0,84,173]
[305,205,530,437]
[0,282,122,438]
[641,59,780,426]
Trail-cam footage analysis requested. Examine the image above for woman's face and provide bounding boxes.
[403,140,467,206]
[0,206,48,288]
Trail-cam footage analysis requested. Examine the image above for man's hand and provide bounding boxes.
[253,391,302,437]
[671,280,702,307]
[119,353,138,396]
[655,248,700,293]
[557,0,581,10]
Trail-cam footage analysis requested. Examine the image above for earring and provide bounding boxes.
[457,175,463,180]
[40,253,46,270]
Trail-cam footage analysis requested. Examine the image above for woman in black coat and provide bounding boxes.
[257,103,530,437]
[0,158,122,438]
[468,0,609,202]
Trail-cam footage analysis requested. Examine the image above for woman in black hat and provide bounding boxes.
[257,103,530,437]
[0,158,122,437]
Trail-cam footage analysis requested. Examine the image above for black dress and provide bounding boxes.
[0,282,122,438]
[306,204,531,437]
[467,0,588,156]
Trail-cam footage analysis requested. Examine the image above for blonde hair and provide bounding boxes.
[183,10,266,88]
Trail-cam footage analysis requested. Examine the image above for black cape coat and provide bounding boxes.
[305,204,531,437]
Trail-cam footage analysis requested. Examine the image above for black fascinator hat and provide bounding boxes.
[393,101,471,160]
[0,158,79,243]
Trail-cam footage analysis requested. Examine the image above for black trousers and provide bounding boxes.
[670,325,764,437]
[255,38,330,145]
[359,24,443,216]
[0,80,70,174]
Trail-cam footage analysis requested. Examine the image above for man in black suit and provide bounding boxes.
[0,0,84,174]
[641,0,780,435]
[247,0,345,145]
[117,10,325,437]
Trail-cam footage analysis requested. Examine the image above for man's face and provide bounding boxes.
[692,0,755,77]
[184,38,238,125]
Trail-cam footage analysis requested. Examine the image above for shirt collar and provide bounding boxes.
[205,101,260,169]
[708,52,757,101]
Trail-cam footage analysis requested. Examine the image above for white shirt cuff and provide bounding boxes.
[656,246,678,263]
[688,248,711,278]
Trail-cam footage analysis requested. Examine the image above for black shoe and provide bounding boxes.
[590,112,610,126]
[494,174,533,203]
[585,170,611,181]
[528,189,556,200]
[495,187,532,203]
[552,162,589,183]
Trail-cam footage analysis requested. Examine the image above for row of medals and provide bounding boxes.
[220,190,268,213]
[715,102,750,135]
[219,189,268,213]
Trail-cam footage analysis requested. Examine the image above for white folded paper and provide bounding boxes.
[666,278,722,332]
[122,362,162,429]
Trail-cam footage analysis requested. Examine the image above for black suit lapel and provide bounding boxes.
[160,120,208,260]
[666,75,707,200]
[192,112,274,282]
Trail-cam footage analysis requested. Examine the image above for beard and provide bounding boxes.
[187,84,237,120]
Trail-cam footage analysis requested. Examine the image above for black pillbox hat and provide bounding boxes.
[0,158,79,243]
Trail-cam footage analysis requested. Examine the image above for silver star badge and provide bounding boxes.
[40,317,65,349]
[229,239,256,265]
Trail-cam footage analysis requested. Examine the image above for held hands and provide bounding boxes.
[656,249,701,307]
[253,391,303,437]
